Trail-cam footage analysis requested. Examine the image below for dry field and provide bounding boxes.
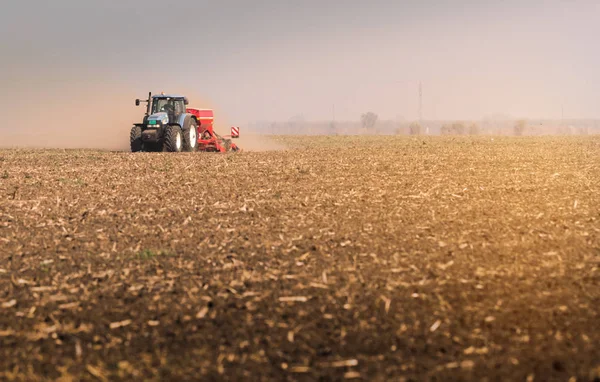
[0,136,599,381]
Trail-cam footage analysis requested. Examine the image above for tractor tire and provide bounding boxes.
[130,126,142,152]
[182,117,198,152]
[164,125,183,153]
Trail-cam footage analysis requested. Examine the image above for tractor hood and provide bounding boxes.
[147,112,169,124]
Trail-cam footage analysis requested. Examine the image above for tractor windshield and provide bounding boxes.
[151,98,185,115]
[152,98,174,114]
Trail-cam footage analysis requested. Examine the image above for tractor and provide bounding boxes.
[130,93,198,152]
[130,92,240,153]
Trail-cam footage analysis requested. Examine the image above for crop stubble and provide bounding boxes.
[0,136,599,381]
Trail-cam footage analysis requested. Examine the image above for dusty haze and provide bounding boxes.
[1,1,598,149]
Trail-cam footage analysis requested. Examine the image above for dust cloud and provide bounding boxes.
[0,82,286,152]
[234,134,287,152]
[0,82,139,151]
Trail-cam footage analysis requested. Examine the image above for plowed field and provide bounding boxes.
[1,136,599,381]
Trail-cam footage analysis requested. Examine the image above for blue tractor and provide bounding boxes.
[130,93,198,152]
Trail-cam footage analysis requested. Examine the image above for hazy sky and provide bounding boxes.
[1,0,599,124]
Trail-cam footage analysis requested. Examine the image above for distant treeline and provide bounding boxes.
[248,119,600,136]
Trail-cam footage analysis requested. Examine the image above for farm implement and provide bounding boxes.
[130,92,240,153]
[187,108,240,153]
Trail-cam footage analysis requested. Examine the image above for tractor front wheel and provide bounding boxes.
[130,126,142,152]
[164,125,183,153]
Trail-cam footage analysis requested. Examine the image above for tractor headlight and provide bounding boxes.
[161,117,168,124]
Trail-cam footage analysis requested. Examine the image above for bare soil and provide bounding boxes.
[0,136,599,381]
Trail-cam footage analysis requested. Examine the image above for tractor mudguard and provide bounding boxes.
[177,113,191,128]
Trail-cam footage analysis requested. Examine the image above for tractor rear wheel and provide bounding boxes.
[130,126,142,152]
[164,125,183,153]
[182,118,198,152]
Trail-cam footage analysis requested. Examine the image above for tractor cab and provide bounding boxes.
[150,95,189,123]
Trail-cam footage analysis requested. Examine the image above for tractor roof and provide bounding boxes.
[152,94,186,99]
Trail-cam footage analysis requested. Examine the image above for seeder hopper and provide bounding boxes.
[186,108,240,153]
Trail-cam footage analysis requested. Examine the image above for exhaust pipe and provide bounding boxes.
[146,92,152,116]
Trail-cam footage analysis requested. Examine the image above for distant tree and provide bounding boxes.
[394,122,405,135]
[441,122,466,135]
[577,126,589,136]
[288,114,306,130]
[468,123,480,135]
[409,122,422,135]
[514,120,527,136]
[361,112,378,130]
[452,123,466,135]
[441,124,452,135]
